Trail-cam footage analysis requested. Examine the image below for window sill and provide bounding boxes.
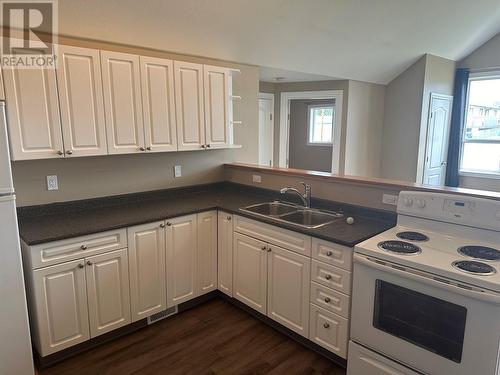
[459,171,500,180]
[306,142,333,147]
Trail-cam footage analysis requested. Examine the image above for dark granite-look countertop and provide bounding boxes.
[17,182,397,247]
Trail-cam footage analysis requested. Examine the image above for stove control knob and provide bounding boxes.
[415,199,426,209]
[402,197,413,207]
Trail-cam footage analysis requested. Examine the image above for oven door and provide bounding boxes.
[351,253,500,375]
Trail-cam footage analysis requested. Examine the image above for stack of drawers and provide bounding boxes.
[308,238,352,359]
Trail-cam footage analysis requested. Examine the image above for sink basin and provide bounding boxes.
[241,201,298,217]
[279,210,343,229]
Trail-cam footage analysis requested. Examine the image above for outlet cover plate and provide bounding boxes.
[47,175,58,191]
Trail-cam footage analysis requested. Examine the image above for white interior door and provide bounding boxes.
[423,94,453,186]
[258,95,274,166]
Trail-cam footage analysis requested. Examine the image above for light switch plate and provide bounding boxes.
[47,175,58,191]
[252,174,262,183]
[174,165,182,178]
[382,194,398,205]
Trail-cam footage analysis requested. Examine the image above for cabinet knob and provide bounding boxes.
[56,150,63,156]
[326,251,333,257]
[66,150,73,155]
[201,144,207,149]
[261,245,267,251]
[267,247,272,252]
[146,146,152,151]
[166,222,172,226]
[226,216,231,221]
[77,263,84,269]
[323,323,330,329]
[206,144,211,148]
[160,223,166,228]
[139,147,145,151]
[86,261,93,266]
[324,297,331,303]
[325,274,332,280]
[80,245,87,250]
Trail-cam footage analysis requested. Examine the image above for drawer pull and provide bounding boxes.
[324,297,331,303]
[326,251,333,256]
[323,323,330,329]
[80,245,87,250]
[325,274,332,280]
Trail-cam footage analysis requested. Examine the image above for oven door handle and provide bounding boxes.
[354,253,500,304]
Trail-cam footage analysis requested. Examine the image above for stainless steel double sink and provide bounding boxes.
[239,201,343,229]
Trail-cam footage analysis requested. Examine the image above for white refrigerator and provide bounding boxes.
[0,101,34,374]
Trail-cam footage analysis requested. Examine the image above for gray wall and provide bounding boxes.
[288,99,333,172]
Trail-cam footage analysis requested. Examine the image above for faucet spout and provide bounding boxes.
[280,183,311,208]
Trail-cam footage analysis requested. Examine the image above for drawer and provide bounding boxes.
[29,229,127,269]
[310,281,350,319]
[234,215,311,257]
[309,304,349,359]
[311,260,352,295]
[312,238,352,271]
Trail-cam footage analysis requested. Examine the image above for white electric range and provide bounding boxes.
[347,191,500,375]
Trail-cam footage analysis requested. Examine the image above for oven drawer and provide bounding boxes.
[311,260,352,295]
[28,229,127,269]
[309,304,349,358]
[312,238,352,271]
[233,215,311,256]
[310,281,350,318]
[347,341,421,375]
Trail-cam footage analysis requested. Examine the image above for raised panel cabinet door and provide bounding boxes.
[3,66,64,160]
[57,45,107,157]
[217,212,233,297]
[174,61,205,150]
[203,65,230,148]
[127,221,166,322]
[233,232,268,314]
[267,244,310,337]
[140,56,177,152]
[101,51,145,154]
[197,211,217,295]
[166,214,198,307]
[32,259,90,356]
[85,248,131,337]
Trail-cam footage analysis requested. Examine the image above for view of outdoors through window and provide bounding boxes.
[308,106,334,144]
[461,77,500,175]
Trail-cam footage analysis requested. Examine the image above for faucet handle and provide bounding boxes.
[299,181,311,191]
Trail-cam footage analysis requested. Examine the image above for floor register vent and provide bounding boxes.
[147,306,178,325]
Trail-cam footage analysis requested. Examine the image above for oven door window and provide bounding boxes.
[373,280,467,363]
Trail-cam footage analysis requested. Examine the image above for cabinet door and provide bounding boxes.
[174,61,205,150]
[57,45,107,157]
[140,56,177,152]
[3,67,64,160]
[309,304,349,358]
[166,214,198,307]
[197,211,217,295]
[86,249,131,337]
[203,65,230,148]
[32,259,89,356]
[217,212,233,297]
[233,233,268,314]
[267,245,310,337]
[101,51,145,154]
[128,221,166,322]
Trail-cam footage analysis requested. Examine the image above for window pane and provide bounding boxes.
[309,106,334,144]
[461,143,500,173]
[465,78,500,141]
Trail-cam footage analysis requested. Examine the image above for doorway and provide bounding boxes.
[258,93,274,166]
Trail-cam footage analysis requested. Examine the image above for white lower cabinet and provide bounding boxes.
[32,259,90,356]
[309,304,349,358]
[197,211,218,295]
[217,212,233,296]
[267,245,310,336]
[127,222,167,322]
[85,249,131,337]
[233,232,268,314]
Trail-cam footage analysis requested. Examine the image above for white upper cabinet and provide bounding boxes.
[85,248,131,337]
[101,51,145,154]
[3,66,64,160]
[174,61,205,150]
[140,56,177,152]
[197,211,217,295]
[127,221,167,322]
[57,45,107,157]
[203,65,230,148]
[217,212,233,297]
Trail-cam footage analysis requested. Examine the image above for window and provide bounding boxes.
[460,74,500,176]
[308,105,334,145]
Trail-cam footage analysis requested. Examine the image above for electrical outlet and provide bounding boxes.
[47,175,58,191]
[174,165,182,178]
[382,194,398,206]
[252,174,262,183]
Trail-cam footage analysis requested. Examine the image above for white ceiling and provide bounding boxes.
[259,66,337,83]
[58,0,500,84]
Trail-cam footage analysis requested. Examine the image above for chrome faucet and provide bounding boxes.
[280,182,311,208]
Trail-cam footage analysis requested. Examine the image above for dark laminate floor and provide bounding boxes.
[38,299,346,375]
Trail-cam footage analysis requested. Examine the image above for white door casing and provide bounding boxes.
[258,93,274,166]
[197,211,218,295]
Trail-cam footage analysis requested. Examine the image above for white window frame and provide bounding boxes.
[459,71,500,180]
[307,104,334,146]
